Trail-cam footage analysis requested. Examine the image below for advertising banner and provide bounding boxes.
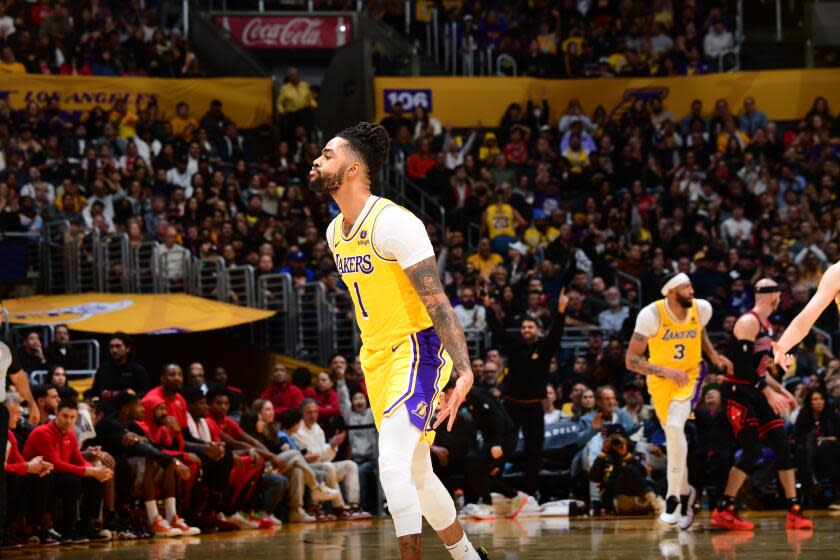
[375,69,840,126]
[216,15,352,50]
[0,75,273,128]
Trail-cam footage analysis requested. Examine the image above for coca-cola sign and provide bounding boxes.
[217,15,352,50]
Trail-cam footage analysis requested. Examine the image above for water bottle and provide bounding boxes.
[454,489,465,512]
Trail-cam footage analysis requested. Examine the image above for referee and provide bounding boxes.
[0,301,40,547]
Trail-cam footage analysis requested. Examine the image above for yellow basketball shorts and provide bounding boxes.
[360,326,453,442]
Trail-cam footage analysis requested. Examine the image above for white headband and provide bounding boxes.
[661,273,691,296]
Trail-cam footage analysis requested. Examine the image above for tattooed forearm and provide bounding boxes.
[625,332,663,377]
[626,355,665,377]
[405,257,472,374]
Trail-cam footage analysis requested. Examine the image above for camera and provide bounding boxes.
[609,435,623,448]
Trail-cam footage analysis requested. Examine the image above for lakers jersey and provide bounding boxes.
[646,299,704,421]
[485,203,516,239]
[328,196,452,439]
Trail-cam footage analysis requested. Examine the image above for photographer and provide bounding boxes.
[590,424,662,516]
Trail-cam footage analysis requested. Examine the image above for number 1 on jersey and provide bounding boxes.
[353,282,369,319]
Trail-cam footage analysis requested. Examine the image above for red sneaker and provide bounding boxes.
[711,508,755,531]
[786,508,813,530]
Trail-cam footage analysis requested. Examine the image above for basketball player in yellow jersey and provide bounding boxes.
[773,261,840,371]
[310,122,488,560]
[625,272,732,530]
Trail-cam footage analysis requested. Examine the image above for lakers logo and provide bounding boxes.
[411,401,428,419]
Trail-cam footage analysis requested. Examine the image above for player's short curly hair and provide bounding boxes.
[337,122,391,180]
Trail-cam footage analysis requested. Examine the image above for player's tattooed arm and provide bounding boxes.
[624,333,666,377]
[404,256,471,375]
[626,332,690,387]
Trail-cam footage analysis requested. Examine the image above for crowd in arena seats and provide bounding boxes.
[2,327,375,547]
[381,86,840,514]
[373,0,740,77]
[0,1,199,77]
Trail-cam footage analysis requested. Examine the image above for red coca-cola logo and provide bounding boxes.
[219,16,351,50]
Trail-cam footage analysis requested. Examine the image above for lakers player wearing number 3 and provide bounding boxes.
[311,123,489,560]
[625,273,732,530]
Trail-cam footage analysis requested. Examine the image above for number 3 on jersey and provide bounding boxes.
[673,344,685,360]
[353,282,369,319]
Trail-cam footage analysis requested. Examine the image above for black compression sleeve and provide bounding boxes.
[730,339,762,385]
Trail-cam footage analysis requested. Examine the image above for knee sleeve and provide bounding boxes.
[411,442,456,531]
[379,407,423,537]
[764,427,794,470]
[735,429,762,472]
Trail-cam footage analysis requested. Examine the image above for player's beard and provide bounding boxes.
[310,166,346,195]
[676,293,693,309]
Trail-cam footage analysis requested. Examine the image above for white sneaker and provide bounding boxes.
[289,508,317,523]
[227,512,259,530]
[678,486,697,530]
[311,483,341,503]
[658,496,680,526]
[506,492,539,519]
[471,503,496,521]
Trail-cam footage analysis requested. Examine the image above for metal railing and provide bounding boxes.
[226,265,256,307]
[192,257,228,301]
[328,291,360,359]
[258,273,297,355]
[128,241,158,293]
[296,282,331,364]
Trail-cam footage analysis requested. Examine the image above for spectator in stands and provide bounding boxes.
[281,250,315,286]
[293,399,369,519]
[45,365,68,392]
[467,238,503,281]
[311,372,340,425]
[577,386,637,450]
[89,333,149,400]
[620,383,651,425]
[794,387,840,509]
[276,67,316,140]
[261,362,304,414]
[170,102,198,143]
[335,369,378,513]
[703,19,734,60]
[454,287,487,331]
[22,400,112,542]
[17,330,47,376]
[3,392,54,547]
[44,325,84,370]
[450,379,522,514]
[199,99,233,141]
[31,384,58,426]
[211,366,246,415]
[739,97,768,136]
[690,386,735,507]
[598,287,630,337]
[0,45,24,74]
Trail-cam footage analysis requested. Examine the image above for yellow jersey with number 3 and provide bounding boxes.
[646,299,703,420]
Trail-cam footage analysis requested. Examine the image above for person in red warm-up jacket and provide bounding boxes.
[3,393,53,546]
[22,399,112,542]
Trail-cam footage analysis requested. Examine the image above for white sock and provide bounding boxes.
[145,500,160,525]
[164,497,178,522]
[445,532,481,560]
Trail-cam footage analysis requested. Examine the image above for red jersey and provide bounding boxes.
[206,415,244,441]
